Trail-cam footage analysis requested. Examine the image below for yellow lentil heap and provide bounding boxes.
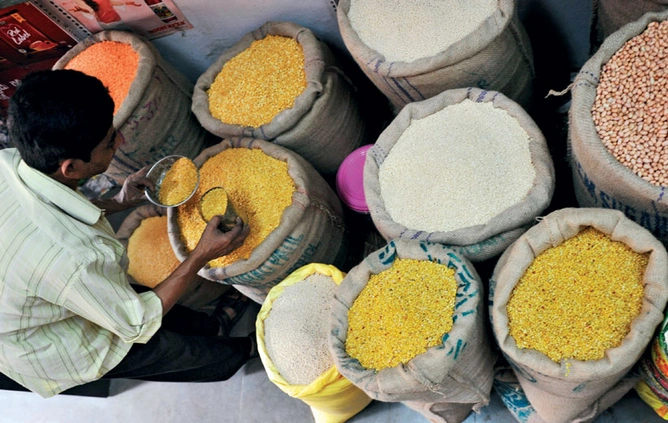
[207,35,307,127]
[507,227,648,362]
[158,158,198,206]
[346,258,458,371]
[200,187,229,222]
[176,148,295,267]
[127,216,181,288]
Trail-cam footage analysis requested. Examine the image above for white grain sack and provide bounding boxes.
[365,88,555,262]
[348,0,497,63]
[379,99,535,233]
[264,273,336,385]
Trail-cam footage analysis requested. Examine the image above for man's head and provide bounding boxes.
[8,69,117,176]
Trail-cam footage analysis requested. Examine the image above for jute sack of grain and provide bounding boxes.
[490,207,668,423]
[192,21,366,176]
[336,0,534,112]
[256,263,372,423]
[53,30,209,184]
[116,204,229,313]
[116,204,231,312]
[595,0,668,43]
[330,239,495,423]
[569,10,668,244]
[364,87,554,262]
[168,138,347,304]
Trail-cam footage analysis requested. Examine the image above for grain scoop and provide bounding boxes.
[145,155,199,207]
[199,187,246,232]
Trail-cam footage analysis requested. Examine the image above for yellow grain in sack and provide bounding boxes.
[256,263,372,423]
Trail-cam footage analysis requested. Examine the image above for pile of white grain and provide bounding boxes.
[264,273,337,385]
[379,99,535,233]
[348,0,497,63]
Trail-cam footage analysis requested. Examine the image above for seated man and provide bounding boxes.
[0,69,255,398]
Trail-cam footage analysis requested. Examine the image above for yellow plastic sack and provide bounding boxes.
[636,380,668,420]
[256,263,373,423]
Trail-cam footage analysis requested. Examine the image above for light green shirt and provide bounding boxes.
[0,149,163,398]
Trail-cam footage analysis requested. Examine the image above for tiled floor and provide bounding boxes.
[0,302,663,423]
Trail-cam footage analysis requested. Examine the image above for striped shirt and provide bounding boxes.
[0,149,162,398]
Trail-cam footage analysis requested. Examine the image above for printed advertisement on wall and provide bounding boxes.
[52,0,193,39]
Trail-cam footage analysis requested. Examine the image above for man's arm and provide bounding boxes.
[152,217,249,315]
[91,166,154,215]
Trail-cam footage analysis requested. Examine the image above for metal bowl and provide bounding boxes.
[145,155,199,208]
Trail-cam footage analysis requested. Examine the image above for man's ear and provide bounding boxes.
[59,158,86,180]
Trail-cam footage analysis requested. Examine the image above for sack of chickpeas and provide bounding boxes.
[256,263,372,423]
[53,30,209,184]
[490,207,668,423]
[595,0,668,43]
[336,0,534,112]
[570,10,668,244]
[364,87,554,262]
[192,21,366,176]
[116,204,229,312]
[329,239,495,423]
[167,138,347,304]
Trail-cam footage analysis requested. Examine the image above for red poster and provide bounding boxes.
[55,0,193,40]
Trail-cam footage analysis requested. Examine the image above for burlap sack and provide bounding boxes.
[330,239,495,423]
[116,204,229,313]
[167,138,347,304]
[595,0,668,43]
[570,10,668,244]
[364,87,555,263]
[336,0,534,112]
[490,207,668,423]
[192,21,366,176]
[53,30,209,184]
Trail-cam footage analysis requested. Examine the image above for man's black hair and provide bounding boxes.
[8,69,115,174]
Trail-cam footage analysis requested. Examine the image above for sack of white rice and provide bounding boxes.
[337,0,534,111]
[257,263,372,423]
[365,87,554,262]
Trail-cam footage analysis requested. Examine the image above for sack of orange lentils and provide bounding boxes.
[637,313,668,420]
[490,207,668,423]
[256,263,372,423]
[116,204,229,313]
[192,21,366,176]
[569,10,668,245]
[54,30,210,184]
[167,137,347,304]
[329,238,495,423]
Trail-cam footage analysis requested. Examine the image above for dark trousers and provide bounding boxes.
[103,304,251,382]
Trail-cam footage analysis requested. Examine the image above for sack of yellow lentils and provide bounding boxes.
[636,312,668,419]
[336,0,534,112]
[256,263,372,423]
[116,204,229,313]
[167,137,347,304]
[490,207,668,423]
[364,87,554,262]
[569,10,668,244]
[53,30,210,184]
[191,21,366,176]
[595,0,668,44]
[330,239,495,423]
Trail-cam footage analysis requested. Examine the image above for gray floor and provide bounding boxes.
[0,302,663,423]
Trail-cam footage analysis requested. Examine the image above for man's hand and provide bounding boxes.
[114,166,154,207]
[91,166,154,215]
[192,217,250,266]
